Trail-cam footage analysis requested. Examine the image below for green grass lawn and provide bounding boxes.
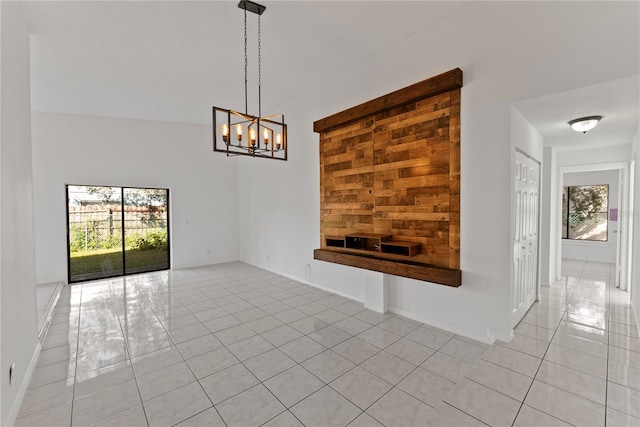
[70,247,168,280]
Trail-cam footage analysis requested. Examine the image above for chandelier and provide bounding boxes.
[212,0,287,160]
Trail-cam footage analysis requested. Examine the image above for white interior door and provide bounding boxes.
[513,151,540,327]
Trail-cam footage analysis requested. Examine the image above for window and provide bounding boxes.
[562,184,608,241]
[66,185,170,282]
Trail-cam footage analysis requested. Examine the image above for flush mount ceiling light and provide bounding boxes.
[568,116,602,134]
[212,0,287,160]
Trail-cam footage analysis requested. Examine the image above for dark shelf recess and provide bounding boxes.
[381,241,422,257]
[325,237,346,248]
[345,233,391,252]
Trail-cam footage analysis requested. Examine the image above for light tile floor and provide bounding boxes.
[15,260,639,426]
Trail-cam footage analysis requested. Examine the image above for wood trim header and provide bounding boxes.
[313,68,463,133]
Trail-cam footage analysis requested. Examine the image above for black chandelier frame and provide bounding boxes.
[212,107,287,160]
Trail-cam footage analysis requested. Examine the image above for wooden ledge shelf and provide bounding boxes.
[314,248,461,287]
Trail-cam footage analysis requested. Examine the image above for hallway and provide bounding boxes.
[501,260,639,425]
[13,260,639,426]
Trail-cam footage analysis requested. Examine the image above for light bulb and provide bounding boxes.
[236,123,243,141]
[263,128,270,145]
[221,124,229,144]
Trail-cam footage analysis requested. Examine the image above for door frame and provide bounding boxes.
[65,184,171,283]
[555,162,629,287]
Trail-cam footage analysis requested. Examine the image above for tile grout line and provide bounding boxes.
[167,268,437,427]
[509,260,587,426]
[201,269,312,427]
[68,279,142,427]
[44,271,365,425]
[167,268,303,427]
[41,262,635,426]
[200,310,377,426]
[293,318,466,425]
[150,269,229,427]
[317,331,461,426]
[353,335,458,426]
[68,285,84,427]
[141,270,216,426]
[603,262,613,427]
[175,269,465,426]
[30,263,503,427]
[112,277,153,427]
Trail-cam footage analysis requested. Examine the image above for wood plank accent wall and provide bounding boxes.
[315,68,462,286]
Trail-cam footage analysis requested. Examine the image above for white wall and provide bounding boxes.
[237,2,638,343]
[1,2,39,424]
[540,147,558,285]
[556,144,632,167]
[561,170,620,263]
[511,107,544,162]
[31,113,240,284]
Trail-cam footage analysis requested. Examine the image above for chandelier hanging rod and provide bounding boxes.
[240,0,264,116]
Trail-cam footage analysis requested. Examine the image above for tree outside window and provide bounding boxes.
[562,185,609,241]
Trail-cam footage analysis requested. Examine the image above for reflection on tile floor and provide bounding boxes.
[16,260,639,426]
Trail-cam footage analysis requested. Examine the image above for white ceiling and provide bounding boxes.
[515,75,640,151]
[20,1,640,151]
[22,0,473,124]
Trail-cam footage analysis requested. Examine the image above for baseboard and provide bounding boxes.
[244,261,502,344]
[6,340,42,426]
[388,305,498,345]
[7,281,64,425]
[504,328,515,343]
[38,281,63,341]
[244,261,364,304]
[270,266,365,304]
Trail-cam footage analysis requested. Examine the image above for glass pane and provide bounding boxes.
[568,212,608,240]
[123,188,169,274]
[566,184,608,241]
[68,185,123,282]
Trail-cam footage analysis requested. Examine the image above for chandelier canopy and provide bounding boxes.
[212,1,287,160]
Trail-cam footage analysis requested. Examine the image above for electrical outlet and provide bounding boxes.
[9,363,15,385]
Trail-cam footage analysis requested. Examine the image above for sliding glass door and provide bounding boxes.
[67,185,170,283]
[123,188,169,274]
